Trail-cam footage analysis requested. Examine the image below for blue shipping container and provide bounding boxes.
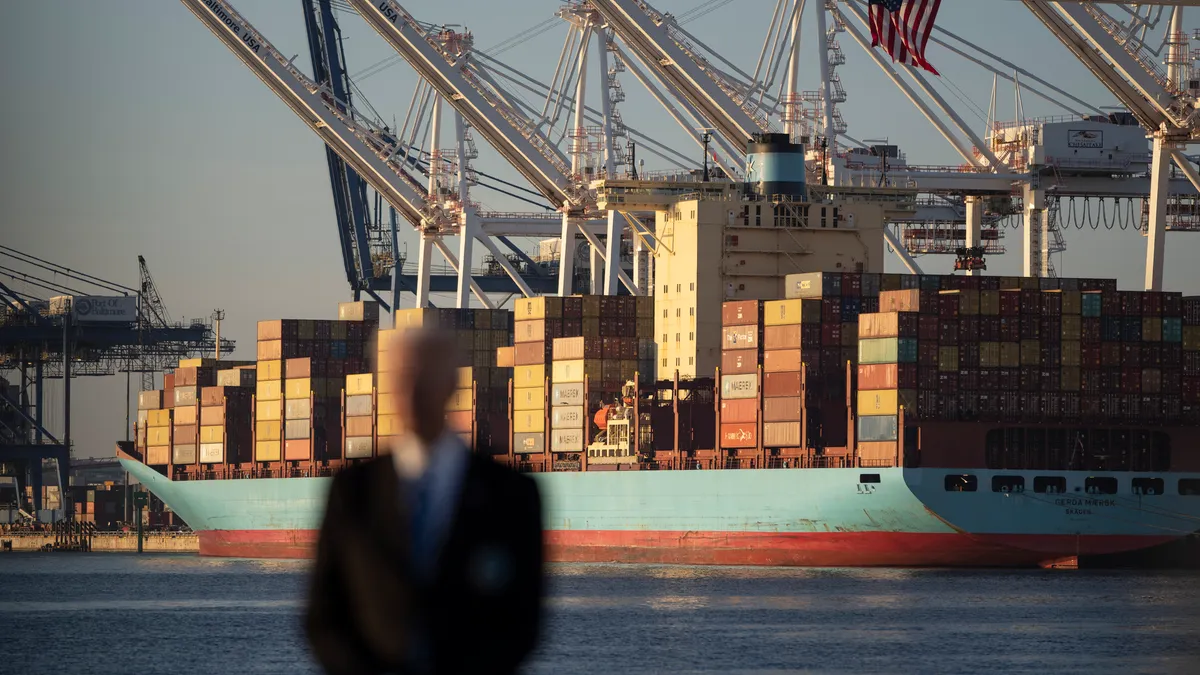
[1082,293,1103,318]
[1164,317,1183,343]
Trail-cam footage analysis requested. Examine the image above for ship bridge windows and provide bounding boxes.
[991,475,1025,493]
[1131,477,1164,496]
[1085,477,1118,495]
[944,474,977,492]
[1033,476,1067,494]
[1179,479,1200,496]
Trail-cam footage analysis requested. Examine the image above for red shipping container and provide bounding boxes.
[802,324,822,349]
[918,366,939,390]
[999,291,1022,316]
[957,317,980,344]
[1039,369,1060,392]
[1122,368,1142,394]
[1163,344,1182,368]
[720,398,759,424]
[1186,352,1200,375]
[1040,345,1061,368]
[1061,393,1081,419]
[1020,289,1041,314]
[1120,344,1142,368]
[1020,366,1039,392]
[1101,343,1122,367]
[999,369,1019,391]
[918,342,939,368]
[1020,394,1042,421]
[1144,292,1163,316]
[821,298,842,324]
[722,301,763,327]
[764,371,802,397]
[979,316,1000,342]
[999,317,1020,342]
[722,349,760,375]
[1141,343,1162,367]
[959,368,979,392]
[843,274,862,297]
[763,397,802,422]
[1163,292,1183,317]
[1163,370,1183,395]
[820,347,844,377]
[938,294,959,320]
[979,369,998,391]
[937,372,959,393]
[1040,317,1061,341]
[1041,292,1062,315]
[1020,320,1041,341]
[764,349,804,373]
[960,343,980,369]
[719,423,758,449]
[918,315,939,342]
[821,323,842,347]
[938,320,957,344]
[1082,344,1102,368]
[1119,291,1142,316]
[858,363,918,390]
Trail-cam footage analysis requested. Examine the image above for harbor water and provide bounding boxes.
[2,554,1199,674]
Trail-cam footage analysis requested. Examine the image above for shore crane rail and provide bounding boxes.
[345,0,586,212]
[179,0,443,234]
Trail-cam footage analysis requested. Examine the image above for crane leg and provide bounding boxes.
[590,244,603,295]
[603,211,622,296]
[455,224,474,309]
[1145,134,1173,291]
[1023,185,1044,278]
[633,235,647,294]
[415,233,434,308]
[558,214,577,296]
[965,196,982,277]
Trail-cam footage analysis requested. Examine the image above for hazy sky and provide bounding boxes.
[1,1,1196,458]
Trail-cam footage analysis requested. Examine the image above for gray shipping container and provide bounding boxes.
[172,444,198,465]
[550,428,584,452]
[513,432,545,454]
[857,415,899,442]
[199,443,223,464]
[285,399,312,420]
[345,395,374,417]
[285,419,311,440]
[138,390,163,410]
[173,386,198,407]
[720,374,759,400]
[344,436,374,459]
[551,382,585,407]
[216,368,256,388]
[785,272,840,299]
[338,300,380,322]
[551,406,586,429]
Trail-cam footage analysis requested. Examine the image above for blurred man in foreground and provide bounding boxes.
[307,328,544,675]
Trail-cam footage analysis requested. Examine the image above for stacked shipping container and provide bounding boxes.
[138,389,170,467]
[513,297,566,456]
[344,373,375,460]
[761,297,822,449]
[719,300,762,449]
[199,366,255,464]
[172,364,216,467]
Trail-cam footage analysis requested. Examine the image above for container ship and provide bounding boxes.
[118,269,1200,567]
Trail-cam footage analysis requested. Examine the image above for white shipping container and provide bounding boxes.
[550,429,584,452]
[721,374,759,400]
[199,443,224,464]
[551,406,586,429]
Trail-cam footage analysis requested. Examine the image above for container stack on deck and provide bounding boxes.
[719,300,763,451]
[282,356,342,463]
[343,373,376,460]
[172,363,217,468]
[761,298,820,450]
[513,297,567,457]
[199,366,255,465]
[856,305,919,465]
[138,389,169,467]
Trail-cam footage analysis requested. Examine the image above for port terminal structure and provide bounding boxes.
[0,251,232,513]
[183,0,1200,314]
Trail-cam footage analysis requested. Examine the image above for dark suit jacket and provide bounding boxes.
[306,448,544,675]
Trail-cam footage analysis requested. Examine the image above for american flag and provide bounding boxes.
[868,0,942,75]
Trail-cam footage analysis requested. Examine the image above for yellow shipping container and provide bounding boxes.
[1020,340,1040,366]
[147,427,171,446]
[551,359,603,384]
[256,399,281,421]
[1061,291,1082,315]
[1061,315,1082,342]
[148,409,172,427]
[513,410,545,434]
[857,389,917,416]
[376,369,396,393]
[346,373,374,396]
[456,368,474,389]
[1184,326,1200,351]
[376,328,400,352]
[1061,367,1081,392]
[446,388,473,412]
[1062,341,1082,367]
[378,414,403,436]
[256,420,281,441]
[514,364,547,388]
[938,346,959,372]
[256,379,282,402]
[979,290,1000,316]
[763,299,820,326]
[200,426,224,444]
[1000,342,1020,368]
[582,295,602,318]
[955,290,980,316]
[258,360,284,381]
[285,378,312,400]
[1142,317,1162,342]
[514,386,544,411]
[513,297,563,321]
[393,309,435,330]
[255,441,281,462]
[376,393,396,415]
[980,342,1000,368]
